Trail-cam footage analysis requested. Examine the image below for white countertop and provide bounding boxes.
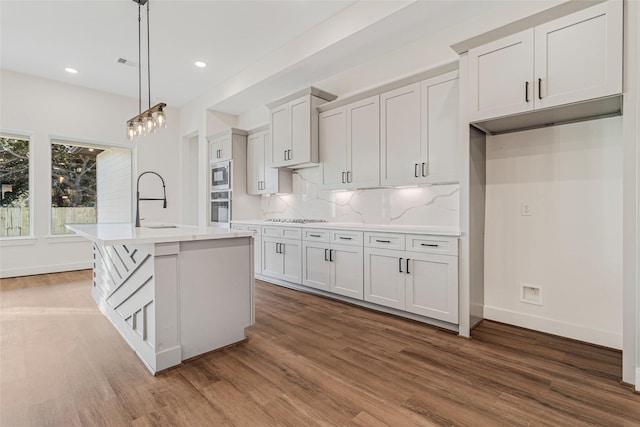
[231,220,461,237]
[66,223,254,246]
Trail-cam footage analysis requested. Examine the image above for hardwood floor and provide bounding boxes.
[1,270,639,426]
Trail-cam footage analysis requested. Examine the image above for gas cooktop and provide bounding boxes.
[264,219,328,224]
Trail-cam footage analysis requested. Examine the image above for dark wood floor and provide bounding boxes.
[1,270,639,426]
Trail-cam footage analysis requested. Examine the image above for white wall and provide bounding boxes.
[0,70,180,278]
[484,117,623,349]
[97,148,131,223]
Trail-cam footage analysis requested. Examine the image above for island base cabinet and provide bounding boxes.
[405,252,458,324]
[364,247,406,310]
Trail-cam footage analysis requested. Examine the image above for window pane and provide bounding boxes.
[51,143,101,234]
[0,135,30,237]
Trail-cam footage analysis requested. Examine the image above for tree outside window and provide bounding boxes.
[51,143,103,234]
[0,135,30,237]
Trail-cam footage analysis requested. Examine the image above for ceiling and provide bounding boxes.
[1,0,510,115]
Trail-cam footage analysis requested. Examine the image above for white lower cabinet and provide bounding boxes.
[364,233,459,324]
[262,235,302,284]
[302,230,364,299]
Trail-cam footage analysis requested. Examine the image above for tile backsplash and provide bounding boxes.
[260,167,459,227]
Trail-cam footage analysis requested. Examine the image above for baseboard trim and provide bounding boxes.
[484,305,622,350]
[0,261,93,278]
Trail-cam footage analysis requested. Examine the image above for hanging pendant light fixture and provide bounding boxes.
[127,0,166,141]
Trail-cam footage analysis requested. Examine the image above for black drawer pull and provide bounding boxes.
[376,239,391,243]
[399,257,403,273]
[309,234,322,238]
[421,243,439,247]
[339,236,352,240]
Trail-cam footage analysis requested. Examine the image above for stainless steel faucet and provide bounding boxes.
[135,171,167,227]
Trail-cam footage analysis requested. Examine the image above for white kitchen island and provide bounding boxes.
[66,223,255,374]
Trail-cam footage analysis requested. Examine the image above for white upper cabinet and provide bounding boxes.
[533,1,622,110]
[380,83,422,187]
[247,130,292,195]
[468,30,534,122]
[468,0,622,124]
[268,88,337,168]
[380,72,459,186]
[209,135,233,163]
[421,72,459,184]
[320,95,380,189]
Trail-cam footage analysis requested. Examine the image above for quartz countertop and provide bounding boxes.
[66,223,254,246]
[231,220,461,237]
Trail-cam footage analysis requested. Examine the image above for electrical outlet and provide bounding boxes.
[520,283,542,305]
[520,202,533,216]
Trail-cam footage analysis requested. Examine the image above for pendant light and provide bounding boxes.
[126,0,166,141]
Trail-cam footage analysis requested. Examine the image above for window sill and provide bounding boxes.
[0,237,37,247]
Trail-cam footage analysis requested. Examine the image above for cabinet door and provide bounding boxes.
[210,136,232,162]
[270,103,290,167]
[364,247,405,309]
[348,95,380,188]
[421,72,459,184]
[280,239,302,284]
[302,241,331,291]
[380,83,422,186]
[405,252,458,324]
[468,30,534,122]
[331,243,364,300]
[320,107,348,189]
[290,96,311,166]
[534,1,622,110]
[246,133,263,195]
[261,237,282,279]
[263,133,280,194]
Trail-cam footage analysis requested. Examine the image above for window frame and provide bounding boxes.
[48,135,135,238]
[0,129,34,241]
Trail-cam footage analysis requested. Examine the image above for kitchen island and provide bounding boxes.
[66,223,255,374]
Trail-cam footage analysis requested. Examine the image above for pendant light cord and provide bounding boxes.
[138,3,142,115]
[147,1,151,111]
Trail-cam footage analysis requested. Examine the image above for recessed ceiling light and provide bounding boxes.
[194,61,207,68]
[65,67,78,74]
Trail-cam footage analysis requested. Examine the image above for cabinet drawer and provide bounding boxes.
[331,230,363,246]
[364,232,405,250]
[262,226,302,240]
[303,229,330,242]
[405,235,458,256]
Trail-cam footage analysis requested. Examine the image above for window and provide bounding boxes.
[0,134,30,237]
[51,141,132,234]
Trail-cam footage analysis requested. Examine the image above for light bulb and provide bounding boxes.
[156,109,166,128]
[127,123,135,140]
[136,120,144,136]
[145,114,154,133]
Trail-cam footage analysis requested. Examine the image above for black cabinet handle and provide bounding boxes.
[376,239,391,243]
[421,243,439,247]
[421,162,427,177]
[414,163,419,178]
[287,150,292,161]
[329,249,334,262]
[324,248,329,261]
[406,258,410,274]
[399,257,403,273]
[275,243,280,253]
[339,236,352,240]
[525,81,529,102]
[342,172,346,183]
[310,234,322,238]
[284,150,287,161]
[538,78,542,100]
[280,243,284,254]
[347,171,352,183]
